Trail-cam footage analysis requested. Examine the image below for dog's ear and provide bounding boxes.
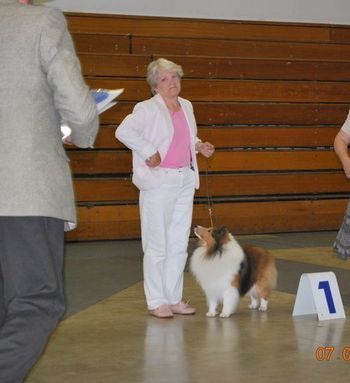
[212,226,229,253]
[213,226,228,241]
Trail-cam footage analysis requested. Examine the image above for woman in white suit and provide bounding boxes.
[116,58,214,318]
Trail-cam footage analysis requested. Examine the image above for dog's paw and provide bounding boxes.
[219,312,232,318]
[248,303,259,310]
[258,298,268,312]
[206,311,217,317]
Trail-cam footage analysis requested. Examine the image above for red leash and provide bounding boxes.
[205,157,214,227]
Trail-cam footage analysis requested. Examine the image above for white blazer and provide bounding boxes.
[115,94,201,191]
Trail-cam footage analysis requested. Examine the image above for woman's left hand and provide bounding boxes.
[197,142,215,158]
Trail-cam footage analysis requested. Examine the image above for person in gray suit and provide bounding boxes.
[0,1,99,382]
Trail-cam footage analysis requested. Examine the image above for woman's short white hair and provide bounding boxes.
[147,58,184,94]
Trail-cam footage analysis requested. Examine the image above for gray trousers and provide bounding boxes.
[0,217,66,383]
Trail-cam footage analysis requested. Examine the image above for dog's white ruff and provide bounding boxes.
[190,234,245,317]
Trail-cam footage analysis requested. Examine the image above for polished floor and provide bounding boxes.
[26,231,350,383]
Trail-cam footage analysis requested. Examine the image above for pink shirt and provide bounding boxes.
[160,107,191,168]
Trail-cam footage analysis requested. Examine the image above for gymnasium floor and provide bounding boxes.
[26,231,350,383]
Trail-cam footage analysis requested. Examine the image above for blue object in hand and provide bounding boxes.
[90,90,109,104]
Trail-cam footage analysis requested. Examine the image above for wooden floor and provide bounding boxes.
[26,232,350,383]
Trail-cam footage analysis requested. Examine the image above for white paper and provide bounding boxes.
[92,88,124,114]
[98,101,118,114]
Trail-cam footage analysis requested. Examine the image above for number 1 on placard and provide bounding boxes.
[318,281,336,314]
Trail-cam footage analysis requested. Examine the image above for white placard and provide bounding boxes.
[293,272,346,321]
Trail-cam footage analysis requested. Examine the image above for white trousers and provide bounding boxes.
[139,167,196,310]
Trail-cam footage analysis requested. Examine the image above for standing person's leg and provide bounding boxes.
[140,173,181,312]
[140,187,176,312]
[164,169,196,310]
[334,199,350,259]
[0,216,66,383]
[0,268,5,328]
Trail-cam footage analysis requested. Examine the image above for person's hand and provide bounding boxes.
[342,156,350,178]
[145,151,161,167]
[196,142,215,158]
[63,136,73,145]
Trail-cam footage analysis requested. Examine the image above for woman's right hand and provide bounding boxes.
[146,151,161,167]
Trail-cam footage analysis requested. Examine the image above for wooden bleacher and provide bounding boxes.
[64,13,350,241]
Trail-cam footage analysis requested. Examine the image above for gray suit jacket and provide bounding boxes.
[0,1,99,228]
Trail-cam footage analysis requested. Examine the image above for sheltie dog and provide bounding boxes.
[190,225,277,318]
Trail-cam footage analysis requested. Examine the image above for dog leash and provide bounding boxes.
[205,157,214,227]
